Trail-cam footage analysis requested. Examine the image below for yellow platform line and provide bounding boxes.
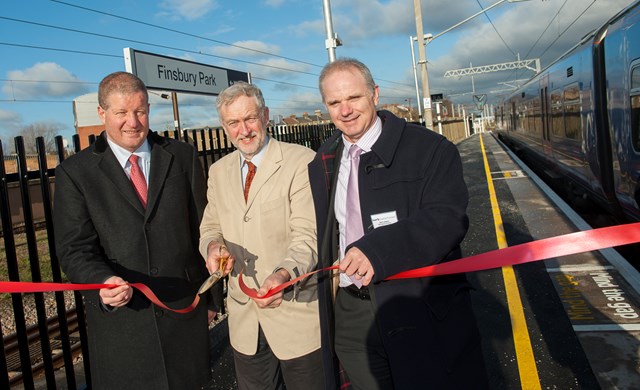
[479,134,541,389]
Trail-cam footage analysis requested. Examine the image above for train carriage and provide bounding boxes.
[498,0,640,222]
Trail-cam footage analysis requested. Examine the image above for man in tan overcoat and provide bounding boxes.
[199,81,323,390]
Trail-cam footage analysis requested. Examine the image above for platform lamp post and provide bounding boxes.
[410,0,531,130]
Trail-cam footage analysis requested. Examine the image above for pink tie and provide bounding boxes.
[129,154,148,208]
[344,144,364,287]
[345,145,364,246]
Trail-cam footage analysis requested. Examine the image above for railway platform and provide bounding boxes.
[33,131,640,389]
[462,131,640,389]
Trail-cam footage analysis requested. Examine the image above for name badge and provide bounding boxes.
[371,211,398,229]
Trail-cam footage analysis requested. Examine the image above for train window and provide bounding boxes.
[532,97,542,135]
[631,66,640,152]
[563,84,582,140]
[551,90,563,137]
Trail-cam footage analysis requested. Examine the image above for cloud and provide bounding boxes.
[331,0,476,41]
[210,24,235,36]
[287,19,325,38]
[333,0,415,40]
[263,0,286,7]
[2,63,89,100]
[206,40,282,58]
[411,0,637,101]
[0,109,23,135]
[149,92,217,130]
[247,58,314,80]
[267,91,323,119]
[158,0,218,21]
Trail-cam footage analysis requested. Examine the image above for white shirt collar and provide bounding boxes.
[341,116,382,153]
[106,135,151,169]
[241,135,270,168]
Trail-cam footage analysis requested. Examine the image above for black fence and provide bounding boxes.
[0,122,336,389]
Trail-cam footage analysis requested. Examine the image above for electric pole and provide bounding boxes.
[413,0,433,129]
[323,0,342,63]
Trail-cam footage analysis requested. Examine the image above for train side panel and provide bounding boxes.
[546,45,595,201]
[605,3,640,221]
[498,38,603,207]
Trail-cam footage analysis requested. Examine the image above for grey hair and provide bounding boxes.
[318,58,376,102]
[216,81,266,119]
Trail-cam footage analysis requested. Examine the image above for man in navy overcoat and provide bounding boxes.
[308,58,488,389]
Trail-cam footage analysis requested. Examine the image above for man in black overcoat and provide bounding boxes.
[53,71,220,389]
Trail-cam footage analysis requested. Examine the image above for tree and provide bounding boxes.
[15,122,62,154]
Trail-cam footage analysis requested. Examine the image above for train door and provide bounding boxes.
[540,74,552,156]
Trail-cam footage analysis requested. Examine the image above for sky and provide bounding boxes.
[0,0,637,145]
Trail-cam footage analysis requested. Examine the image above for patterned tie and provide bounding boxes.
[344,144,364,288]
[129,154,148,208]
[244,161,256,203]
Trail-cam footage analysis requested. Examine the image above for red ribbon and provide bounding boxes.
[3,222,640,308]
[0,281,201,314]
[239,222,640,299]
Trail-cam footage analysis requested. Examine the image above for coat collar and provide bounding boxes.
[369,110,404,168]
[93,130,172,216]
[92,130,168,154]
[317,110,405,169]
[226,137,284,209]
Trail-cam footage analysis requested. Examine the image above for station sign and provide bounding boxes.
[124,48,250,96]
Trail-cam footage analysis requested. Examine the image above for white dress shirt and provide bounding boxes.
[107,137,151,186]
[334,116,382,286]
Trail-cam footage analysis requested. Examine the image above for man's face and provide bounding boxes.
[219,95,269,159]
[98,91,150,152]
[322,68,379,143]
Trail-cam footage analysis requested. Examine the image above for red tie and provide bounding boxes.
[129,154,148,208]
[244,161,256,203]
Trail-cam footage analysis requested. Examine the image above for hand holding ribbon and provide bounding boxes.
[0,280,201,314]
[239,222,640,299]
[4,222,640,310]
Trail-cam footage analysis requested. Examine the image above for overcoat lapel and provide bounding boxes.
[94,135,145,214]
[311,132,343,269]
[147,140,173,215]
[246,139,282,209]
[226,152,246,208]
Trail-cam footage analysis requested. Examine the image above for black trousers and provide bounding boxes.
[334,288,394,390]
[233,326,325,390]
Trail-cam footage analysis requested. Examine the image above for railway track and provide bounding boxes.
[3,307,82,386]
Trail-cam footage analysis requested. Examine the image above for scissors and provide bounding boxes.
[197,246,229,294]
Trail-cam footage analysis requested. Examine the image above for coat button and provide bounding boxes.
[150,267,158,275]
[155,310,163,317]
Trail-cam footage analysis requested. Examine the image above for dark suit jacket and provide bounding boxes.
[308,111,487,389]
[54,131,217,390]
